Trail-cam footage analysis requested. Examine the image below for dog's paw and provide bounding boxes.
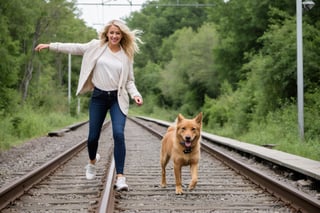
[160,183,167,188]
[175,186,184,195]
[188,184,196,190]
[188,180,197,190]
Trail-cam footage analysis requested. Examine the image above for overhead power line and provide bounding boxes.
[76,3,215,7]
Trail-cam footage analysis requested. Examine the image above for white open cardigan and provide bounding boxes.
[49,39,142,115]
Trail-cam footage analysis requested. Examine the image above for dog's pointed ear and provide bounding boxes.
[195,112,203,124]
[177,113,184,122]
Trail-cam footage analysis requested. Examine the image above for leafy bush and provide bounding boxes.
[0,105,87,150]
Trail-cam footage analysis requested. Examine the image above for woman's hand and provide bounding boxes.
[35,44,49,52]
[134,96,143,106]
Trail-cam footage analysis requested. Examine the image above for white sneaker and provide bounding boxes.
[115,176,129,191]
[85,154,100,180]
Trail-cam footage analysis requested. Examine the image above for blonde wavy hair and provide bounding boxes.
[100,19,143,62]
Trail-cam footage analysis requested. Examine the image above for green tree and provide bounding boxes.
[0,0,96,115]
[159,23,218,115]
[0,11,20,115]
[127,0,209,68]
[207,0,297,88]
[20,0,87,103]
[27,0,96,111]
[243,8,320,117]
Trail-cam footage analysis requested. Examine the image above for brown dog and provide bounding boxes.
[160,112,202,194]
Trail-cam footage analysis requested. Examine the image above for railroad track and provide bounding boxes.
[0,121,112,212]
[0,116,319,212]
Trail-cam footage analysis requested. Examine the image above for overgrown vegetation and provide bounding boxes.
[0,105,87,149]
[128,0,320,161]
[1,0,319,161]
[0,0,93,149]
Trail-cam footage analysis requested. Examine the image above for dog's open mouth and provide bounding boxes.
[184,141,192,147]
[181,140,193,154]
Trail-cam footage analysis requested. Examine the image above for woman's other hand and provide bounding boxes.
[35,44,49,52]
[134,96,143,106]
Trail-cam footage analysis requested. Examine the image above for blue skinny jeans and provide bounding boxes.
[87,87,127,175]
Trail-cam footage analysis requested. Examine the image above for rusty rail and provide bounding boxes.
[134,116,320,213]
[98,158,116,213]
[0,121,109,211]
[0,139,87,210]
[201,142,320,213]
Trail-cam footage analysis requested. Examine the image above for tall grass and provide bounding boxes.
[131,97,320,161]
[206,105,320,161]
[3,97,318,162]
[0,106,87,150]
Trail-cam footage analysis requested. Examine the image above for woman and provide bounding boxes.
[35,20,143,191]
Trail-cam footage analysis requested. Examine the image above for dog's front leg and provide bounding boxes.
[160,154,170,187]
[161,166,167,188]
[188,163,198,190]
[173,163,183,194]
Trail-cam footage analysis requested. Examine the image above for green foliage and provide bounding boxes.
[158,23,219,115]
[303,22,320,91]
[127,0,209,66]
[238,104,320,161]
[128,0,320,160]
[0,10,21,115]
[202,95,229,130]
[0,116,16,149]
[0,0,95,149]
[1,0,320,161]
[207,0,296,87]
[202,89,320,161]
[202,80,256,135]
[242,7,320,117]
[1,0,96,109]
[304,89,320,138]
[135,62,162,97]
[0,105,87,150]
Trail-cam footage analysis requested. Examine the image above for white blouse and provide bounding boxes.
[92,47,123,91]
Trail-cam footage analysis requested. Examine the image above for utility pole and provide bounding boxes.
[296,0,315,141]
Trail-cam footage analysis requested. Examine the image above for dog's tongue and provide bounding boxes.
[185,141,192,147]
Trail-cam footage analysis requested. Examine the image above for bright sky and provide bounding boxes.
[75,0,148,33]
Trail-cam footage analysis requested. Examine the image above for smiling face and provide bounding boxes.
[107,25,123,47]
[176,112,203,148]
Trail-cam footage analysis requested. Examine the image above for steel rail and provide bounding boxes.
[93,117,162,213]
[98,158,116,213]
[48,120,88,137]
[0,121,109,211]
[129,117,163,138]
[133,116,320,213]
[201,142,320,213]
[0,139,87,210]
